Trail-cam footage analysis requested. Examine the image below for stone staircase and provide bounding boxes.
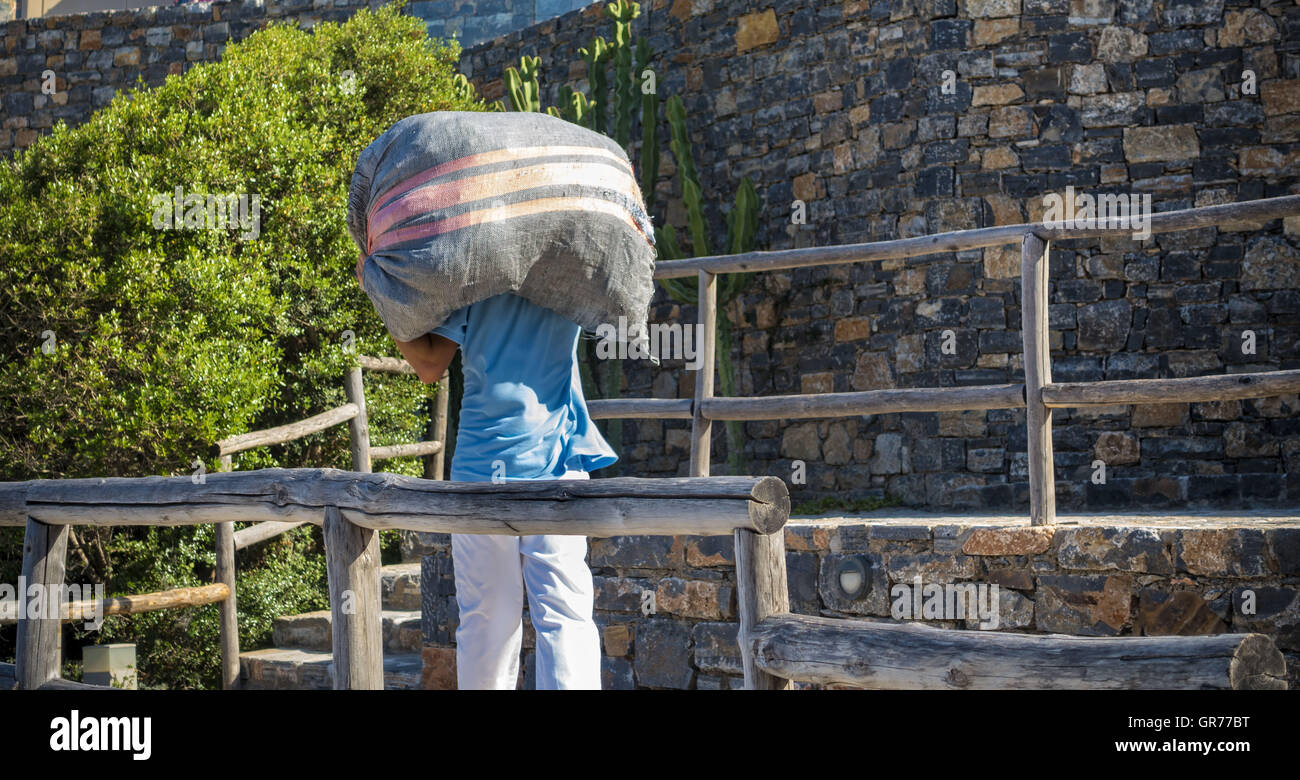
[239,562,424,690]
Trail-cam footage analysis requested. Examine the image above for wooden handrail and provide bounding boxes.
[587,398,693,419]
[371,440,443,460]
[233,520,307,550]
[652,194,1300,279]
[0,583,229,624]
[701,384,1025,420]
[1042,369,1300,407]
[3,469,790,537]
[357,354,416,374]
[211,403,359,457]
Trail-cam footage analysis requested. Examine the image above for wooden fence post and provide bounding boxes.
[1020,232,1056,526]
[323,505,384,689]
[690,271,717,478]
[15,517,69,689]
[690,270,791,690]
[427,370,450,480]
[215,454,240,690]
[344,365,371,474]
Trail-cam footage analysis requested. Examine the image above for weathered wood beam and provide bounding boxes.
[0,480,32,526]
[1020,232,1056,527]
[588,398,694,419]
[750,614,1288,690]
[344,366,371,474]
[216,454,240,690]
[3,470,790,537]
[735,529,791,690]
[702,384,1025,421]
[212,403,358,457]
[234,520,308,550]
[15,517,68,689]
[428,374,450,480]
[370,440,443,461]
[690,271,718,477]
[1,583,230,624]
[1043,369,1300,407]
[357,355,416,374]
[653,194,1300,278]
[324,505,384,690]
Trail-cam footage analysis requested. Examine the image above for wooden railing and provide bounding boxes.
[2,470,789,689]
[579,193,1300,690]
[591,193,1300,530]
[5,195,1298,691]
[1,358,449,690]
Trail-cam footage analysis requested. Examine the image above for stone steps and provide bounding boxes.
[239,647,422,690]
[238,562,427,690]
[271,608,422,654]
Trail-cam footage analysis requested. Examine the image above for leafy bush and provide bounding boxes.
[0,4,484,688]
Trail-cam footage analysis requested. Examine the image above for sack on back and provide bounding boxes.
[347,110,657,344]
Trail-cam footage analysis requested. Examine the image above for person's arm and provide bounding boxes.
[358,251,458,384]
[393,332,458,385]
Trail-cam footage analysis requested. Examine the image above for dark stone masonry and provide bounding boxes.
[458,0,1300,514]
[1,0,381,154]
[411,514,1300,689]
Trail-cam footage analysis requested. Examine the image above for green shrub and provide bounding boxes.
[0,5,484,688]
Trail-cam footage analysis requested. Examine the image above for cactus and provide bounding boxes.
[504,55,542,113]
[452,73,475,104]
[606,0,640,148]
[656,97,760,476]
[579,37,610,134]
[665,96,700,202]
[548,84,595,129]
[635,36,659,213]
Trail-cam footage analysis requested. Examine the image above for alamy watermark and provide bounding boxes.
[1042,186,1152,240]
[1,578,106,630]
[50,710,151,760]
[594,316,703,370]
[150,185,261,240]
[890,575,1001,629]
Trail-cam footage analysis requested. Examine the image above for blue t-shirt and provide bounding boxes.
[432,293,618,482]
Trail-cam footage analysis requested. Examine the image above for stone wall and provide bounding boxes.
[461,0,1300,514]
[414,515,1300,689]
[0,0,592,152]
[0,0,387,156]
[406,0,591,50]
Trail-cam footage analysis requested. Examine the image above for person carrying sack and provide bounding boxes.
[349,111,655,689]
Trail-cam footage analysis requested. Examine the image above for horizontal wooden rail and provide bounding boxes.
[701,384,1025,420]
[233,520,307,550]
[0,469,790,537]
[212,403,359,457]
[357,355,416,374]
[653,194,1300,279]
[39,677,121,690]
[0,583,229,624]
[370,440,443,460]
[588,398,694,419]
[750,614,1287,690]
[0,480,31,526]
[1042,368,1300,407]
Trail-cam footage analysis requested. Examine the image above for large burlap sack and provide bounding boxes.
[348,110,656,343]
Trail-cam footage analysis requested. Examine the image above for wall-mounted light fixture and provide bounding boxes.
[834,555,871,600]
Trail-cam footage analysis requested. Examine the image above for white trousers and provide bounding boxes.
[451,469,602,689]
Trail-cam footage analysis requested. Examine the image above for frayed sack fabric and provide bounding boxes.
[348,111,657,344]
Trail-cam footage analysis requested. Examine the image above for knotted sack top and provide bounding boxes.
[347,111,657,343]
